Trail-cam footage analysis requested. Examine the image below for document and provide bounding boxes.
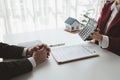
[51,44,98,64]
[17,40,42,48]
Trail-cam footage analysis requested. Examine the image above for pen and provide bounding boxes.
[49,43,65,47]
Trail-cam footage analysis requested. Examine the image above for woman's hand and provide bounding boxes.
[91,28,103,42]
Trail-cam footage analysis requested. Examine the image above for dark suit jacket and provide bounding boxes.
[97,1,120,55]
[0,43,33,80]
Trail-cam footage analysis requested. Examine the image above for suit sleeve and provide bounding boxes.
[0,43,25,59]
[108,37,120,54]
[0,59,33,80]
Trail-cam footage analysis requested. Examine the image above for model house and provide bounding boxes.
[65,17,80,31]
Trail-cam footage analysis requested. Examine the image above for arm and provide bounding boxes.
[91,30,120,54]
[0,44,50,79]
[0,43,24,59]
[0,59,33,80]
[108,37,120,54]
[99,35,120,54]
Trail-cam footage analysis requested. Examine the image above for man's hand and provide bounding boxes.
[33,46,50,65]
[26,44,50,56]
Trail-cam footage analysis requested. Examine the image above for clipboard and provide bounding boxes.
[51,44,99,64]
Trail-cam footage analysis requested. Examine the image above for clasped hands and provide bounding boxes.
[26,44,51,66]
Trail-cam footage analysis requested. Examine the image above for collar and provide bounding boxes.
[111,1,120,11]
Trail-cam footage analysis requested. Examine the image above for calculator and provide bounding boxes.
[79,18,98,41]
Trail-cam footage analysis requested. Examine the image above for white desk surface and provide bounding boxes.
[4,29,120,80]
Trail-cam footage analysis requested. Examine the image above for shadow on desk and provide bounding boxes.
[11,60,50,80]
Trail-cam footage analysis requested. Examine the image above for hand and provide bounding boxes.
[26,44,51,56]
[26,45,40,56]
[86,28,100,41]
[33,46,50,65]
[91,28,103,42]
[86,36,93,41]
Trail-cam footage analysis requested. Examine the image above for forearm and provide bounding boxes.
[0,59,33,79]
[99,35,109,48]
[28,57,36,68]
[0,43,24,59]
[23,48,36,67]
[99,36,120,54]
[108,37,120,54]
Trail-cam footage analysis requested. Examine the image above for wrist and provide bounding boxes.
[97,35,103,42]
[99,35,103,42]
[28,57,36,68]
[26,49,32,57]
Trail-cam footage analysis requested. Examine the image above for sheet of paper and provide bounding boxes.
[51,44,98,64]
[17,40,42,48]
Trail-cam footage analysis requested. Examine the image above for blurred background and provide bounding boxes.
[0,0,112,41]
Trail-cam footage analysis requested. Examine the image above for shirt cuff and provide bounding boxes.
[99,35,109,48]
[0,58,3,62]
[22,48,28,56]
[28,57,36,68]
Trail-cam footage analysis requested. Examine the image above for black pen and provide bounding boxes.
[49,43,65,47]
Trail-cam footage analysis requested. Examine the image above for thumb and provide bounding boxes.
[97,28,100,32]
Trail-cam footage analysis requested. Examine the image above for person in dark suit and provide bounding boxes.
[0,42,50,80]
[90,0,120,55]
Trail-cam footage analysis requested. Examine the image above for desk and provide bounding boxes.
[4,29,120,80]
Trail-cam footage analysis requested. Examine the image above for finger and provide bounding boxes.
[47,48,50,57]
[39,46,46,52]
[42,44,49,49]
[94,29,98,32]
[97,28,100,32]
[38,44,44,49]
[47,47,51,52]
[91,31,96,35]
[31,45,42,51]
[40,47,48,56]
[32,46,39,51]
[94,28,100,32]
[36,50,48,59]
[42,44,51,52]
[47,51,50,56]
[38,44,50,58]
[47,53,49,58]
[91,33,93,35]
[91,33,96,39]
[89,34,93,38]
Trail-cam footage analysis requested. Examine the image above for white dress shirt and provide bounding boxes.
[23,48,36,68]
[99,1,120,48]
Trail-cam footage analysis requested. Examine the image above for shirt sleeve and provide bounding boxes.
[22,48,27,56]
[0,58,3,62]
[23,48,36,68]
[27,57,36,68]
[99,35,109,48]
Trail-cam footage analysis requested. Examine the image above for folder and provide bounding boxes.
[51,44,99,64]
